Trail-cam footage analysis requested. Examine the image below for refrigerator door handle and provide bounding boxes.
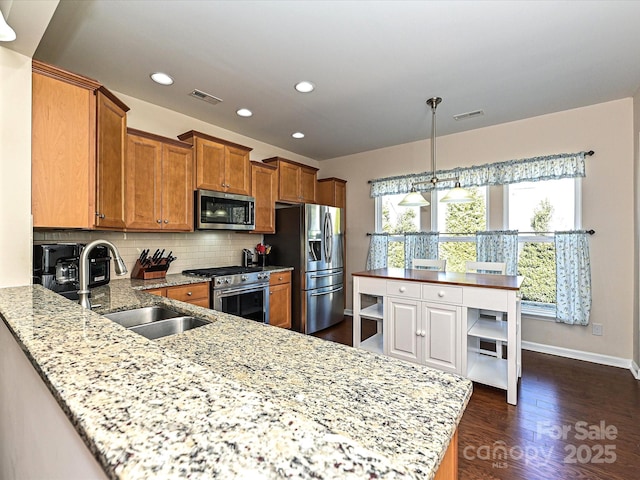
[310,285,343,297]
[310,271,342,279]
[323,211,333,264]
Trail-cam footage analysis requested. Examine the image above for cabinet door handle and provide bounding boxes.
[187,291,192,296]
[156,219,162,223]
[399,286,406,293]
[164,219,169,224]
[438,290,445,297]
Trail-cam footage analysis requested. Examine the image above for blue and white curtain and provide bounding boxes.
[404,232,439,269]
[370,151,587,197]
[555,231,592,326]
[475,230,519,275]
[366,234,389,270]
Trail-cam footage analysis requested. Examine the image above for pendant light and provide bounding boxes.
[0,8,16,42]
[399,97,472,206]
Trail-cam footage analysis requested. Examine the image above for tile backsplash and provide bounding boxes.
[33,230,263,278]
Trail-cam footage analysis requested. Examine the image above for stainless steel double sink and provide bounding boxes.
[104,306,210,340]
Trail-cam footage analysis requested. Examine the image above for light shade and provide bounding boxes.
[0,10,16,42]
[440,182,474,203]
[398,188,429,207]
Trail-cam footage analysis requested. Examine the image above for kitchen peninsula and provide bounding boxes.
[0,277,472,479]
[352,268,523,405]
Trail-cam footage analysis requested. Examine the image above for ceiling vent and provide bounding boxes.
[453,109,484,121]
[189,89,223,105]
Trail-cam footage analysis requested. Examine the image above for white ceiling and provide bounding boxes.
[31,0,640,161]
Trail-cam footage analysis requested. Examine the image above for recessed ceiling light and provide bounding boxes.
[292,132,305,139]
[294,81,315,93]
[150,72,174,85]
[236,108,253,117]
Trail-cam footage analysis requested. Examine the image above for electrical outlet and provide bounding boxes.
[592,323,603,336]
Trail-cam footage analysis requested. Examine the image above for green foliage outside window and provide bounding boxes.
[382,203,417,268]
[440,188,486,272]
[518,199,556,303]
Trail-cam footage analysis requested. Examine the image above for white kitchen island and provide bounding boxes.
[353,268,523,405]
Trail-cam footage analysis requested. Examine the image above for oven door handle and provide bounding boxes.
[310,286,343,297]
[216,285,267,296]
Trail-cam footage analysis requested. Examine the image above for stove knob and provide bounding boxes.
[216,278,222,285]
[225,278,230,284]
[241,275,248,281]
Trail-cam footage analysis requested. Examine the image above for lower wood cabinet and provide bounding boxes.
[387,296,461,374]
[269,271,291,329]
[145,282,210,308]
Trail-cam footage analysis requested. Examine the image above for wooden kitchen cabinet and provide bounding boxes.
[250,161,277,233]
[269,271,292,329]
[177,130,252,195]
[32,61,129,229]
[262,157,318,203]
[145,282,210,308]
[317,177,346,208]
[125,129,194,231]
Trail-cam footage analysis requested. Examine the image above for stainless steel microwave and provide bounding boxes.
[196,189,255,230]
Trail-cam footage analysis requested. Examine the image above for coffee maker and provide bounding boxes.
[33,243,111,300]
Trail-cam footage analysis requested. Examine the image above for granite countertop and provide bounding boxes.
[0,275,472,479]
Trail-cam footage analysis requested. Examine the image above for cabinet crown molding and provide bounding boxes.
[177,130,252,152]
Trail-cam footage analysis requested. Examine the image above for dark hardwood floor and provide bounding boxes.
[313,317,640,480]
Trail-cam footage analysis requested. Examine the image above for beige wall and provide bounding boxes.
[0,47,32,288]
[320,99,635,360]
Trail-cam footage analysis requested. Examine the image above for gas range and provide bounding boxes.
[182,266,270,289]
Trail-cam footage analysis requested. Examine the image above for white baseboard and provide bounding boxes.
[631,360,640,380]
[522,341,635,375]
[344,309,353,317]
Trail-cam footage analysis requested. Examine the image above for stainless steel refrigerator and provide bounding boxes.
[264,204,344,334]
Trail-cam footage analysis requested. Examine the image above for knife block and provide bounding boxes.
[131,259,169,280]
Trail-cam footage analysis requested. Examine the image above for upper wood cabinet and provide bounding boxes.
[125,129,193,231]
[317,177,347,208]
[250,161,277,234]
[177,130,252,196]
[32,60,129,229]
[262,157,318,204]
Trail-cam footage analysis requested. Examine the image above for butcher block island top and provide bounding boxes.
[353,267,523,290]
[0,279,472,480]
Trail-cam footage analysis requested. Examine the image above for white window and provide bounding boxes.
[378,193,424,268]
[436,187,487,273]
[506,178,581,315]
[375,187,488,270]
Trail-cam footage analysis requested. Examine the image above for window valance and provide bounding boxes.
[370,151,588,197]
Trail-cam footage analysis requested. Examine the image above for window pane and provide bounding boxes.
[388,240,405,268]
[436,187,486,273]
[440,239,476,273]
[436,187,487,233]
[518,241,556,304]
[508,179,575,232]
[381,194,422,233]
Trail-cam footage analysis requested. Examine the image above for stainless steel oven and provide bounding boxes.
[182,266,270,324]
[213,282,269,324]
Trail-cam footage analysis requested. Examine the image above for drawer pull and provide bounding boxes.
[187,292,192,296]
[399,286,406,293]
[438,290,445,297]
